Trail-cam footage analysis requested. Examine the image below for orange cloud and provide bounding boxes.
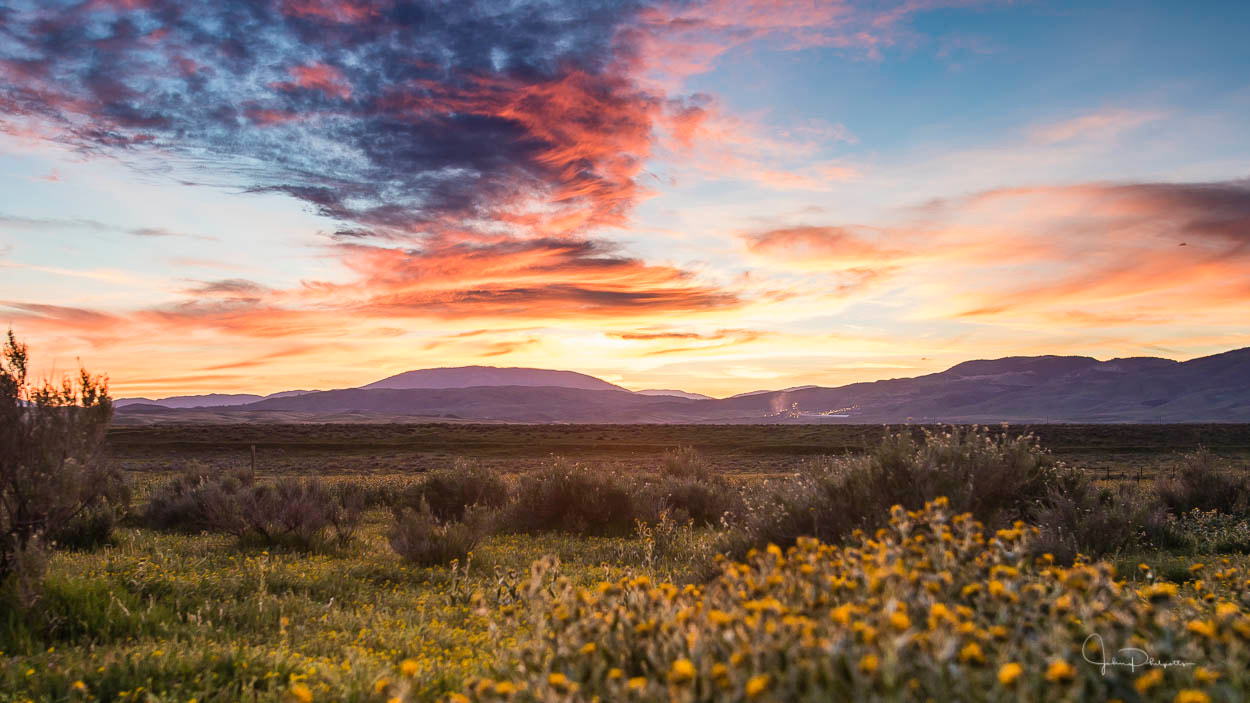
[745,226,901,267]
[277,62,352,100]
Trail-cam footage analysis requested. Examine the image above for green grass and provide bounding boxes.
[9,424,1250,701]
[0,510,696,703]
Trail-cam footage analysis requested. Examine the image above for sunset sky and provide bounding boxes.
[2,0,1249,398]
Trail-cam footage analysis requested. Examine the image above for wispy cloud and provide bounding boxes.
[1029,109,1164,144]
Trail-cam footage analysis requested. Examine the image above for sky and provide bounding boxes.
[1,0,1249,399]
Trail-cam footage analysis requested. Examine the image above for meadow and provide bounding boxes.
[4,421,1250,702]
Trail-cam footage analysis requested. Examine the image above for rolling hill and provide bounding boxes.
[113,349,1250,423]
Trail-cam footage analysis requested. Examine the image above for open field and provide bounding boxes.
[106,422,1250,478]
[4,423,1250,702]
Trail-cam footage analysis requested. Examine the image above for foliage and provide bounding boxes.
[47,500,125,551]
[389,500,495,567]
[737,425,1081,553]
[504,460,640,535]
[641,475,745,527]
[448,498,1249,703]
[400,460,511,521]
[0,330,122,604]
[1157,449,1250,517]
[1166,509,1250,555]
[141,472,362,549]
[661,445,712,481]
[1,516,596,700]
[139,468,256,534]
[1031,479,1174,563]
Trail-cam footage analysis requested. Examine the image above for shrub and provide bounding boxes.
[1156,448,1250,516]
[389,500,494,566]
[328,482,371,546]
[503,460,637,535]
[1165,508,1250,554]
[47,502,121,551]
[0,331,122,604]
[399,459,510,521]
[639,475,744,527]
[139,468,254,534]
[738,425,1083,552]
[237,478,340,548]
[1031,480,1171,563]
[143,472,362,549]
[660,445,712,481]
[444,498,1248,703]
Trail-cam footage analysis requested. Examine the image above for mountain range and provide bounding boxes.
[113,348,1250,424]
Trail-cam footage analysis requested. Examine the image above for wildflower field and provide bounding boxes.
[4,421,1250,702]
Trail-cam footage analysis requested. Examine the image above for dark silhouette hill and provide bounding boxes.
[361,366,627,392]
[113,348,1250,423]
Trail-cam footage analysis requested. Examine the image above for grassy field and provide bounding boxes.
[3,423,1250,702]
[105,422,1250,477]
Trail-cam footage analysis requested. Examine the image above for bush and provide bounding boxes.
[738,425,1083,552]
[503,460,637,535]
[237,478,340,548]
[1156,448,1250,516]
[139,468,255,534]
[660,445,712,481]
[399,459,510,521]
[638,475,744,527]
[1031,480,1171,563]
[388,500,494,566]
[0,330,122,604]
[47,502,121,551]
[1164,508,1250,554]
[142,472,362,549]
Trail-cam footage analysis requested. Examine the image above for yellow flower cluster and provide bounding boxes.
[448,499,1249,702]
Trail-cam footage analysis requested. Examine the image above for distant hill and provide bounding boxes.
[240,386,704,422]
[114,390,316,408]
[113,348,1250,423]
[361,366,627,392]
[635,389,716,400]
[115,393,264,408]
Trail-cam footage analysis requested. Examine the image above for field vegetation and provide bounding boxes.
[3,334,1250,701]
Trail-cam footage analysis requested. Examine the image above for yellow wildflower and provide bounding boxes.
[1134,669,1164,694]
[890,611,911,631]
[998,662,1022,686]
[627,677,646,691]
[669,659,696,683]
[958,641,985,665]
[399,659,419,677]
[1044,659,1074,682]
[745,674,770,698]
[1186,619,1216,639]
[1194,667,1220,684]
[288,684,312,703]
[1174,691,1211,703]
[858,653,879,675]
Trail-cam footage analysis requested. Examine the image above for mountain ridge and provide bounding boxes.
[112,348,1250,423]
